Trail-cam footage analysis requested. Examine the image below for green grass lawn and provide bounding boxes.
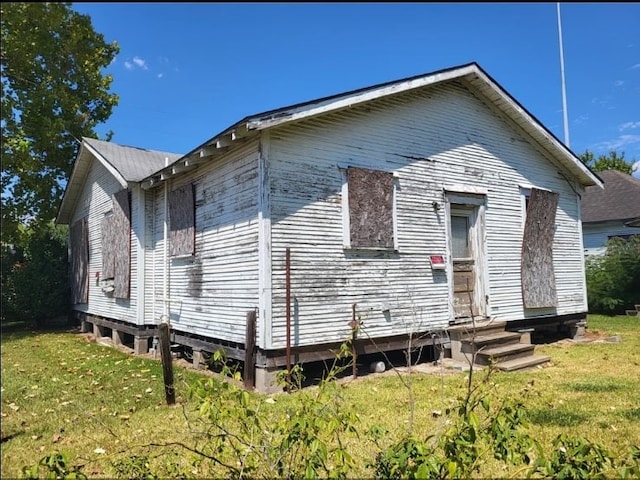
[2,314,639,478]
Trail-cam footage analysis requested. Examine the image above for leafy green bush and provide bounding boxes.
[185,347,359,479]
[586,235,640,314]
[21,451,87,479]
[371,369,535,479]
[532,434,616,479]
[1,222,69,326]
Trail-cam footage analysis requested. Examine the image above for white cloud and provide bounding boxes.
[157,73,164,79]
[620,121,640,131]
[631,63,640,70]
[124,56,149,71]
[594,134,640,151]
[574,114,589,125]
[132,56,148,70]
[613,80,624,87]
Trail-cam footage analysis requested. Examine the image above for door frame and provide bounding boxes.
[444,192,489,323]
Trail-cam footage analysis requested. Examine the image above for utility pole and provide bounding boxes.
[557,2,570,148]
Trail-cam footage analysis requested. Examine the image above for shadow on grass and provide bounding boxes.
[620,408,640,421]
[528,408,588,427]
[1,319,79,343]
[566,381,627,393]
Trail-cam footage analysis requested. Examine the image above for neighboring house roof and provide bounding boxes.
[141,61,603,190]
[581,169,640,224]
[57,137,182,224]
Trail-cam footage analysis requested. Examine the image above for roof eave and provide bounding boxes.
[56,139,128,225]
[140,62,603,190]
[462,67,603,189]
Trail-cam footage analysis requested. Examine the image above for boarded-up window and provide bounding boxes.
[101,213,116,279]
[70,218,89,304]
[521,188,559,308]
[347,167,394,248]
[169,184,195,257]
[100,189,131,298]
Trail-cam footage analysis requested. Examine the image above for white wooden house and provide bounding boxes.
[57,63,602,391]
[581,169,640,256]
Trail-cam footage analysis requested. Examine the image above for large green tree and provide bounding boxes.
[1,2,119,244]
[579,149,637,175]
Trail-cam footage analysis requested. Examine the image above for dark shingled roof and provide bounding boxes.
[581,170,640,223]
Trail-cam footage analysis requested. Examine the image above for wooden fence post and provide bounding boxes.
[244,310,257,390]
[158,322,175,405]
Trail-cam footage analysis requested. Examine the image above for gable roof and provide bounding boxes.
[581,169,640,224]
[56,137,182,224]
[141,62,603,190]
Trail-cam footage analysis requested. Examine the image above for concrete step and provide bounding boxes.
[475,343,535,365]
[448,320,508,341]
[461,331,522,353]
[495,355,551,372]
[626,310,639,317]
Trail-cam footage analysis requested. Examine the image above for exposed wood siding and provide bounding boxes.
[69,159,138,323]
[268,81,586,349]
[146,140,260,342]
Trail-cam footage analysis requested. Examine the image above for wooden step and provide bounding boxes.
[495,355,551,372]
[475,343,535,365]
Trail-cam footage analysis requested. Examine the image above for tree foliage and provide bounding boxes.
[579,150,637,175]
[1,2,119,244]
[1,222,70,326]
[585,236,640,315]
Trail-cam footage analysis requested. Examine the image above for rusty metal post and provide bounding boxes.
[285,247,292,390]
[350,303,358,380]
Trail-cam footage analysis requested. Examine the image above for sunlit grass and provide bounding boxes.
[2,314,639,478]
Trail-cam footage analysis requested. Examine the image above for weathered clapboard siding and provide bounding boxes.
[70,158,138,323]
[146,140,260,343]
[267,80,585,349]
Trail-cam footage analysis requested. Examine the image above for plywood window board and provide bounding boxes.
[347,167,394,249]
[521,188,558,308]
[70,217,89,304]
[169,183,195,257]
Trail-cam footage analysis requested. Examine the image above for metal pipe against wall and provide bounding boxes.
[162,157,170,323]
[285,247,291,389]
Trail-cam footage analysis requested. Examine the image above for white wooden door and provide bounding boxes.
[449,203,486,319]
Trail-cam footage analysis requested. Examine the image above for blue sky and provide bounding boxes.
[73,2,640,176]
